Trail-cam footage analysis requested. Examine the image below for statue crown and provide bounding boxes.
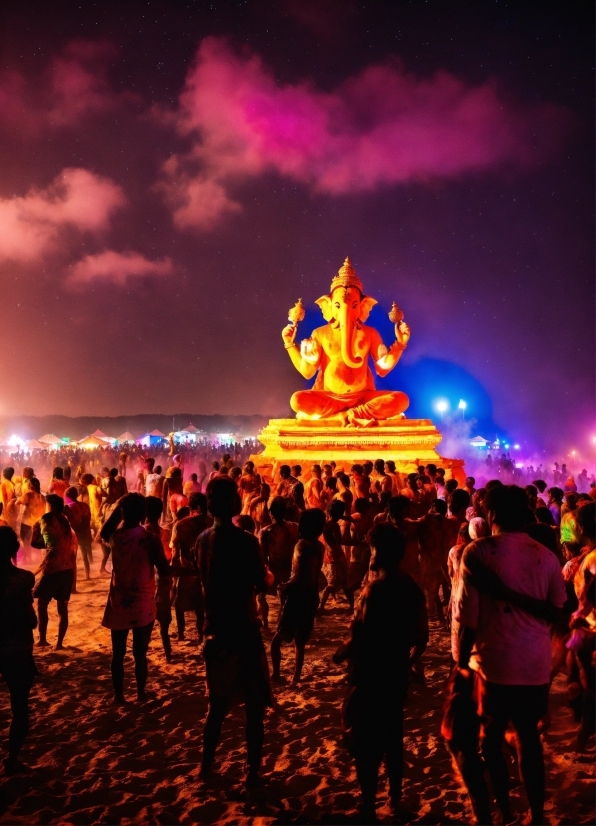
[330,257,363,294]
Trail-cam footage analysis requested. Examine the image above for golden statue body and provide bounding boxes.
[282,258,409,426]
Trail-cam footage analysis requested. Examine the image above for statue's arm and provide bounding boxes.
[373,323,410,377]
[281,324,319,379]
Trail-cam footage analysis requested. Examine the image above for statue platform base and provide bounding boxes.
[251,417,465,484]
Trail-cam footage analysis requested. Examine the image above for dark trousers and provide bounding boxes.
[481,682,549,823]
[344,687,406,814]
[110,623,154,695]
[0,653,36,760]
[354,710,404,811]
[77,534,93,576]
[202,693,265,772]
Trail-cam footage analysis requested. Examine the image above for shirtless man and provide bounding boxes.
[258,497,298,629]
[385,461,402,496]
[146,464,164,499]
[334,473,354,519]
[304,465,323,510]
[320,501,353,611]
[350,464,370,502]
[371,459,392,500]
[239,462,261,514]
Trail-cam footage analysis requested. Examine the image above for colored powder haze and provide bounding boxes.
[0,1,592,455]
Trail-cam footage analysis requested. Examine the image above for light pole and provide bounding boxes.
[458,399,467,420]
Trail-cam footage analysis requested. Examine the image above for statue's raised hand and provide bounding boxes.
[282,323,297,346]
[395,321,411,348]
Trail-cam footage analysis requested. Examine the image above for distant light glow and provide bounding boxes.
[7,434,24,447]
[514,444,520,450]
[436,400,448,413]
[515,462,523,468]
[458,399,467,410]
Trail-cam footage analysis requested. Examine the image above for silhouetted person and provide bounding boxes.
[334,522,428,822]
[197,476,273,785]
[0,526,37,774]
[271,508,326,683]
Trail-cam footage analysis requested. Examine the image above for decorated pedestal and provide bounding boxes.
[251,417,465,484]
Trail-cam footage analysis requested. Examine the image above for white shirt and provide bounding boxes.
[457,532,565,685]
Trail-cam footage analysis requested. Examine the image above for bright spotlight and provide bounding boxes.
[458,399,467,410]
[514,444,520,450]
[436,400,448,413]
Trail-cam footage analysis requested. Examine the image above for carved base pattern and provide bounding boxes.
[250,417,465,484]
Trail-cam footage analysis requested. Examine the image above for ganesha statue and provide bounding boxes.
[282,258,411,427]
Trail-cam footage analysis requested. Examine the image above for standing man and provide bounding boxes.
[170,493,211,642]
[456,485,566,825]
[64,486,93,580]
[0,526,38,773]
[333,523,428,822]
[258,497,298,629]
[198,476,273,785]
[304,464,323,510]
[31,494,76,649]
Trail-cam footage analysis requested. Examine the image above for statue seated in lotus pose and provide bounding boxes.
[282,258,411,427]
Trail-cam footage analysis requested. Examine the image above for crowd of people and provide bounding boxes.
[0,450,594,824]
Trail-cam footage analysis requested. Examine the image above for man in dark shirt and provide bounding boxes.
[334,522,428,822]
[198,476,274,785]
[0,526,38,773]
[171,492,212,641]
[64,486,93,580]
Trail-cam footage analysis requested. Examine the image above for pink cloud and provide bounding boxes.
[0,40,124,132]
[67,251,174,286]
[0,168,126,263]
[161,37,568,229]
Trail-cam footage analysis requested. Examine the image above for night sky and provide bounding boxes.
[0,1,592,454]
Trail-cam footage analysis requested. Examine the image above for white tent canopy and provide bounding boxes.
[38,434,63,445]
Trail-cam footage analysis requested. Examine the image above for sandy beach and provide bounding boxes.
[0,550,593,825]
